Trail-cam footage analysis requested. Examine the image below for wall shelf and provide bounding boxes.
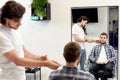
[31,3,51,21]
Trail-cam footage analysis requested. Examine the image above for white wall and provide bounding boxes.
[71,7,109,35]
[0,0,120,80]
[87,7,109,35]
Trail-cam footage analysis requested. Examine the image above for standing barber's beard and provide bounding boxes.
[8,23,13,28]
[7,22,18,29]
[6,22,13,29]
[81,24,85,27]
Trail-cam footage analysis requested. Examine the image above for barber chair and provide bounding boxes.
[25,67,41,80]
[97,69,113,78]
[88,64,115,80]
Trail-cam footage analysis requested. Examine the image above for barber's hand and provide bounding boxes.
[35,55,48,61]
[46,60,61,70]
[39,55,48,61]
[95,40,101,43]
[84,36,92,43]
[86,38,93,43]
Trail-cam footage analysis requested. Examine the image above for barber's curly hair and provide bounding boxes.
[77,16,89,23]
[77,16,89,35]
[1,1,25,24]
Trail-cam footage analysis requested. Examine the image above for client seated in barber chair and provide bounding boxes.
[88,61,115,80]
[88,32,117,80]
[49,42,95,80]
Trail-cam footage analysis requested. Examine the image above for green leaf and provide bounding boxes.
[31,0,47,18]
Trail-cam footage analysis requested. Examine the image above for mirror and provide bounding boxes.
[71,6,118,80]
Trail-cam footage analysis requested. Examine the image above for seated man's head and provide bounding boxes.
[63,42,81,66]
[99,32,108,44]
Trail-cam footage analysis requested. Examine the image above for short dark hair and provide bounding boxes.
[77,16,89,23]
[63,42,81,63]
[1,1,25,24]
[100,32,108,38]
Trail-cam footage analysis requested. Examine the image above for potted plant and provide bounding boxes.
[31,0,47,20]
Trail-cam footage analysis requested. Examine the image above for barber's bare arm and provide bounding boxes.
[72,34,86,42]
[23,46,36,59]
[3,50,60,70]
[23,46,48,60]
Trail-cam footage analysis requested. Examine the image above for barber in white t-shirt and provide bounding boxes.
[0,1,60,80]
[72,16,97,71]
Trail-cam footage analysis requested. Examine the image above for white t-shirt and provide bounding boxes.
[97,45,107,62]
[72,24,85,49]
[0,24,25,80]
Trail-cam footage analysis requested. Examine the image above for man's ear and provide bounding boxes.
[77,55,80,61]
[77,55,80,65]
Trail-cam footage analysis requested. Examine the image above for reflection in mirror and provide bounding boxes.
[71,6,118,80]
